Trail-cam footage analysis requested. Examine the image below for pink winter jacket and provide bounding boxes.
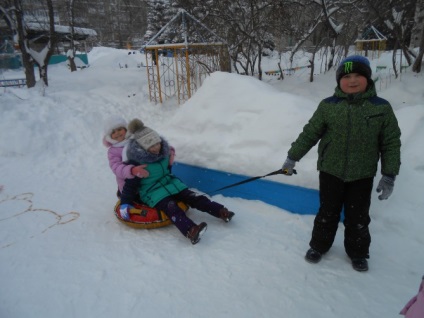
[104,139,134,192]
[400,277,424,318]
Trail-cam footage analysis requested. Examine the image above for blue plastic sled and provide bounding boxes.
[172,162,319,216]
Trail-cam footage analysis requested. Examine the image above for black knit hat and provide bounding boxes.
[336,55,372,85]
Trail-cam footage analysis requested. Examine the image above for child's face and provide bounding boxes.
[339,73,368,94]
[110,127,127,142]
[148,142,161,154]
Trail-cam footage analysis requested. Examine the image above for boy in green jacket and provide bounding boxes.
[282,55,401,272]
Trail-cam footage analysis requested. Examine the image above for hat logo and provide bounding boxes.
[344,61,353,73]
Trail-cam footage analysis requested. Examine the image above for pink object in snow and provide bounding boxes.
[400,276,424,318]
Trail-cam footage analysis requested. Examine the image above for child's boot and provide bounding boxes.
[187,222,207,245]
[219,208,235,222]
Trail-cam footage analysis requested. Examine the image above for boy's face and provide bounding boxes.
[339,73,368,94]
[110,127,127,142]
[148,142,161,154]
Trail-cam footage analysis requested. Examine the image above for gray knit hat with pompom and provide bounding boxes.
[128,118,161,150]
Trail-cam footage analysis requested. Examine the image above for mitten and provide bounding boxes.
[131,164,149,178]
[119,204,133,221]
[282,157,296,175]
[376,175,395,200]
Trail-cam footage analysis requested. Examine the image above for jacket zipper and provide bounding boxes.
[343,104,352,179]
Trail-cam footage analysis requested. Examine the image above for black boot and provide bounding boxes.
[186,222,207,245]
[351,258,368,272]
[305,248,322,264]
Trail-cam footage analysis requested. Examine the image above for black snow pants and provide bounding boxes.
[309,171,374,259]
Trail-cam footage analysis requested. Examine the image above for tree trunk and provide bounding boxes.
[309,58,315,83]
[392,42,399,79]
[40,0,56,86]
[401,44,413,66]
[68,0,77,72]
[22,53,36,88]
[39,64,49,86]
[257,46,263,80]
[277,61,284,80]
[412,50,423,73]
[68,56,77,72]
[13,0,36,88]
[412,23,424,73]
[327,39,337,71]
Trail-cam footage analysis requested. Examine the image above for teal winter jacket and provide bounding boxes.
[138,156,188,207]
[126,138,188,207]
[288,83,401,182]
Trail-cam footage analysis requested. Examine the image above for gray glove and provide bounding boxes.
[376,175,395,200]
[282,157,296,175]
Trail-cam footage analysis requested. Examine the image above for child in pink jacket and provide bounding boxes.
[103,115,149,219]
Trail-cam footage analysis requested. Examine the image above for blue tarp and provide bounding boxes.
[172,162,319,216]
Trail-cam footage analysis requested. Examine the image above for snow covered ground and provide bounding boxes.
[1,47,423,318]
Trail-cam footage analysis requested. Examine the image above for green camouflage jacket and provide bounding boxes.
[288,83,401,182]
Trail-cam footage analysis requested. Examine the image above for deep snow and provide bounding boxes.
[0,47,423,318]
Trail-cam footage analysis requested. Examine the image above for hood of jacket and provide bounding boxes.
[126,137,170,164]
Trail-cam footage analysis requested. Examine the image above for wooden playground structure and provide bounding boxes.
[145,42,230,104]
[143,10,230,105]
[355,25,387,59]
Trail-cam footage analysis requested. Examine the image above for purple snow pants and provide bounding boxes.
[155,189,224,236]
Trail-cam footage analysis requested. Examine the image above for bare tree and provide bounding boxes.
[365,0,418,77]
[210,0,274,80]
[9,0,58,87]
[286,0,363,73]
[412,0,424,72]
[11,0,37,87]
[65,0,77,71]
[57,0,147,48]
[35,0,57,86]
